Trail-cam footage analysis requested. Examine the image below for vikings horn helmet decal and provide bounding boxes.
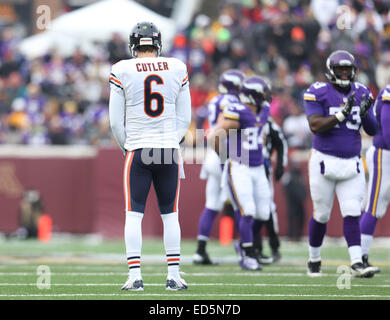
[218,69,245,95]
[239,75,271,108]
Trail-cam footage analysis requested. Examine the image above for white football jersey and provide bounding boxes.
[109,57,189,151]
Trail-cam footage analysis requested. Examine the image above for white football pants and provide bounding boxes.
[227,160,271,220]
[309,149,365,223]
[364,146,390,219]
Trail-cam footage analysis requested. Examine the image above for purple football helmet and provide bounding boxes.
[325,50,357,88]
[239,75,271,108]
[218,69,245,95]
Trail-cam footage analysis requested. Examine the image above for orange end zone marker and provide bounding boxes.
[219,216,234,246]
[38,214,52,243]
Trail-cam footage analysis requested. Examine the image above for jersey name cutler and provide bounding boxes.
[110,57,189,151]
[135,61,169,72]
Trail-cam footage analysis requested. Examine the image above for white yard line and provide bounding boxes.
[0,272,338,277]
[1,282,390,288]
[1,255,389,266]
[0,293,389,298]
[0,265,309,271]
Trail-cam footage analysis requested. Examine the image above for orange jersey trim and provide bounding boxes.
[109,77,122,86]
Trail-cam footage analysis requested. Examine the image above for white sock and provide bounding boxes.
[348,245,362,265]
[309,246,322,262]
[361,234,373,256]
[161,212,181,278]
[124,211,143,279]
[241,242,253,248]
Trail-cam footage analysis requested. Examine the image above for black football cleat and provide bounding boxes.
[362,254,380,274]
[351,262,375,278]
[307,260,322,277]
[256,253,273,265]
[192,252,218,265]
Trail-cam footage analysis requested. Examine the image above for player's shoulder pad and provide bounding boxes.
[223,102,246,120]
[167,57,188,87]
[167,57,187,72]
[227,101,247,112]
[111,59,131,74]
[208,94,220,105]
[110,60,131,90]
[224,93,240,103]
[303,82,328,102]
[381,85,390,103]
[353,81,373,98]
[219,94,240,110]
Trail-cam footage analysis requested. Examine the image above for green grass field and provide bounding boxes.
[0,234,389,300]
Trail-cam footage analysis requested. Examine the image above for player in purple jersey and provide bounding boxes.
[208,75,271,270]
[193,69,244,265]
[303,50,378,278]
[359,84,390,273]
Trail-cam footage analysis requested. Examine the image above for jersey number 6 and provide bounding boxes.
[144,75,164,117]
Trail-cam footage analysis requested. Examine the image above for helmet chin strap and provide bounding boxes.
[130,45,137,58]
[156,45,162,57]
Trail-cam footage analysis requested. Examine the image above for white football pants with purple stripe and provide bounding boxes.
[309,149,365,223]
[364,146,390,219]
[227,160,271,220]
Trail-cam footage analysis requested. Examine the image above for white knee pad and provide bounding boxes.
[200,149,222,179]
[255,203,271,221]
[242,201,256,218]
[309,153,334,224]
[311,195,332,224]
[340,199,363,218]
[205,174,224,211]
[337,169,365,218]
[253,165,271,221]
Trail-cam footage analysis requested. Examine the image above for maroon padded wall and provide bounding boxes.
[1,147,389,239]
[0,156,95,234]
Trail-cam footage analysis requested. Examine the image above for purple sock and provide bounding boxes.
[239,216,253,244]
[308,216,327,247]
[233,209,241,230]
[343,216,361,247]
[197,208,219,238]
[360,211,378,235]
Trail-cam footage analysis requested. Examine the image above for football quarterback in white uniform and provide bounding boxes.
[109,21,191,291]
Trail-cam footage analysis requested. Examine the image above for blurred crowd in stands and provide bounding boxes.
[0,0,390,150]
